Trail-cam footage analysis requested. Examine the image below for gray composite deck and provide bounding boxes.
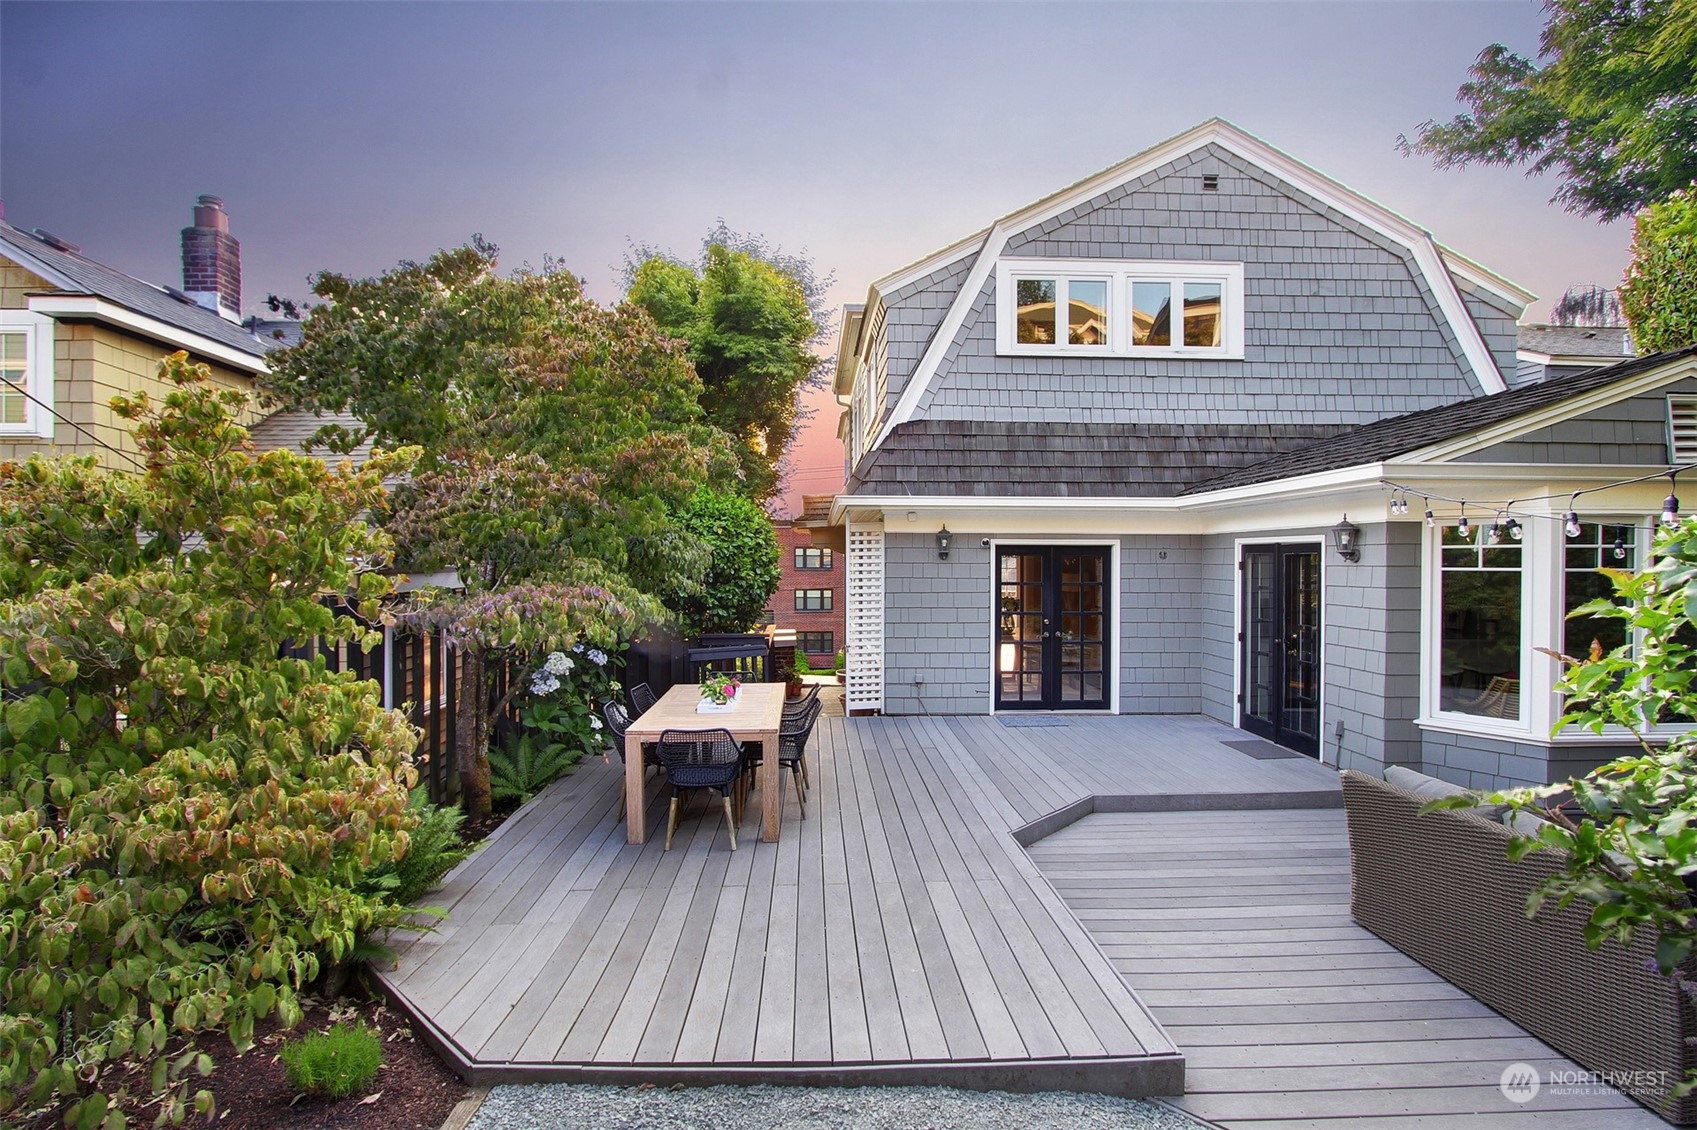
[1028,807,1670,1128]
[376,712,1665,1125]
[373,712,1335,1092]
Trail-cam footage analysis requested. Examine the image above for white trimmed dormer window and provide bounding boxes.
[995,259,1244,358]
[0,311,54,439]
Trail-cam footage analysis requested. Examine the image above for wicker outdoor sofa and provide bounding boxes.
[1341,769,1697,1125]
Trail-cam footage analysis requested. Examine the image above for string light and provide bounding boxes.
[1662,471,1681,528]
[1381,465,1697,539]
[1456,503,1470,540]
[1565,493,1582,539]
[1613,527,1628,560]
[1424,498,1436,529]
[1504,500,1522,541]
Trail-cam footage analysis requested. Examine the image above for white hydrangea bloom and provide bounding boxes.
[590,716,603,731]
[587,648,608,667]
[529,672,562,697]
[543,651,571,675]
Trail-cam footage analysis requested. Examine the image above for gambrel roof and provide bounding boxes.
[856,119,1536,451]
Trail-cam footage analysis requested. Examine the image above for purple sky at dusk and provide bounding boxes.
[0,2,1634,516]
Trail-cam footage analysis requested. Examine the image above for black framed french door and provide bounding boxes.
[996,546,1112,710]
[1240,543,1322,756]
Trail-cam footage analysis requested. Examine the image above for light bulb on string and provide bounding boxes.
[1565,494,1582,539]
[1504,501,1522,541]
[1424,499,1436,529]
[1662,470,1681,528]
[1456,504,1470,540]
[1613,527,1628,560]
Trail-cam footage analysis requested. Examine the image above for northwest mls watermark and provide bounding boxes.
[1499,1062,1673,1104]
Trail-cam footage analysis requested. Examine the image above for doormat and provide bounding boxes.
[999,716,1069,728]
[1223,738,1305,760]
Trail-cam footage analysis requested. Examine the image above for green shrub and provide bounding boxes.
[489,730,583,806]
[281,1022,383,1099]
[833,649,846,674]
[0,357,421,1125]
[792,650,814,675]
[363,789,474,906]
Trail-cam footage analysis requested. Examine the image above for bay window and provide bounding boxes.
[1437,524,1523,720]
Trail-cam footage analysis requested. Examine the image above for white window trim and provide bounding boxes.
[0,310,54,439]
[1418,512,1696,744]
[995,257,1245,359]
[1420,516,1536,737]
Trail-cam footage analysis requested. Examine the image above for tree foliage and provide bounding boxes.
[1619,187,1697,352]
[1447,516,1697,976]
[625,225,830,502]
[259,241,737,813]
[0,355,422,1126]
[1400,0,1697,220]
[661,487,782,638]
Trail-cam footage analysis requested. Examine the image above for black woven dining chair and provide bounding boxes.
[654,728,747,851]
[777,696,823,818]
[602,699,662,823]
[628,682,658,717]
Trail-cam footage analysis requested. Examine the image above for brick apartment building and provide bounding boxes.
[764,495,844,669]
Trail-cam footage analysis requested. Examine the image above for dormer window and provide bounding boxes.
[996,259,1243,358]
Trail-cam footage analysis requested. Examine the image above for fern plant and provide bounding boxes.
[489,731,584,805]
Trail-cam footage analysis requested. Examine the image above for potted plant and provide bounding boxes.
[780,656,805,699]
[697,670,741,712]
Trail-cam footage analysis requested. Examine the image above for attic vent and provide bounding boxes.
[1670,396,1697,462]
[30,228,80,253]
[1202,174,1220,192]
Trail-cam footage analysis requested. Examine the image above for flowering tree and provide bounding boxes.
[262,241,743,814]
[0,355,422,1125]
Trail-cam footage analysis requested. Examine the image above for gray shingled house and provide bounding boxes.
[831,118,1697,790]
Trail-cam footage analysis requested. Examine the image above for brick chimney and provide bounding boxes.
[181,195,241,319]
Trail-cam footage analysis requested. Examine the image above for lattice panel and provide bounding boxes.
[844,523,885,713]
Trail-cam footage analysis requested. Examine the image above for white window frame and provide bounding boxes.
[1420,516,1537,740]
[995,258,1245,359]
[1418,512,1696,744]
[0,311,54,439]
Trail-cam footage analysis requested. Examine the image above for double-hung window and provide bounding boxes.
[795,547,833,571]
[795,589,833,612]
[996,259,1244,358]
[0,311,54,439]
[1436,524,1524,722]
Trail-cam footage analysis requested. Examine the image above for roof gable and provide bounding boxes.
[0,222,273,364]
[869,119,1527,450]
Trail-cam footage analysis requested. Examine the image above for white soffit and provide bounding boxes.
[872,118,1516,448]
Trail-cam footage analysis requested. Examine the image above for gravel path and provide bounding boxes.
[466,1083,1208,1130]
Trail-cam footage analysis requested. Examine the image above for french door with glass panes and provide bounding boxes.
[1239,543,1322,755]
[996,547,1111,710]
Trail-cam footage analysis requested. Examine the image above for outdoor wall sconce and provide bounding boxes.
[936,525,952,560]
[1330,516,1360,562]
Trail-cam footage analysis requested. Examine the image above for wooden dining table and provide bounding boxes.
[623,681,787,845]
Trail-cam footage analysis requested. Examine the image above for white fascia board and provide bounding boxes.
[871,120,1509,449]
[1515,350,1555,365]
[1402,355,1697,465]
[27,294,269,375]
[1436,244,1537,309]
[0,243,80,292]
[873,228,991,297]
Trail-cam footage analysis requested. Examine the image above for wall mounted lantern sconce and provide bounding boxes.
[936,525,952,560]
[1330,516,1360,562]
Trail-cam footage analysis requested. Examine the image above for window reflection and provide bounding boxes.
[1131,282,1171,346]
[1068,279,1108,345]
[1016,278,1057,343]
[1184,282,1222,347]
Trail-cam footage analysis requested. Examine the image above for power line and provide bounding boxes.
[0,371,148,473]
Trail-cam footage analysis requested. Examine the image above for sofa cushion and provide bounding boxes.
[1384,765,1504,819]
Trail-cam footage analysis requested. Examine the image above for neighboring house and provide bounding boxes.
[832,117,1697,791]
[763,494,846,668]
[0,197,274,467]
[1516,322,1635,385]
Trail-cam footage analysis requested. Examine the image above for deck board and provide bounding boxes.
[1028,807,1668,1128]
